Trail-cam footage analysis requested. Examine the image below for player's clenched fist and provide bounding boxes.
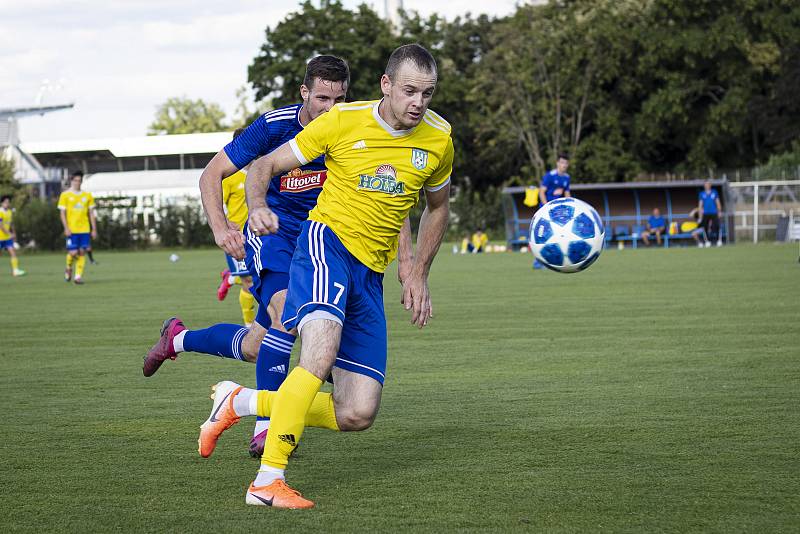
[249,207,279,236]
[214,220,245,259]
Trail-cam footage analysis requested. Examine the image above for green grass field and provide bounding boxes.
[1,244,798,532]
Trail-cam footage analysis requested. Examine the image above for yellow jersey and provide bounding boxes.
[0,207,13,240]
[290,100,454,272]
[57,190,95,233]
[222,170,248,229]
[471,232,488,251]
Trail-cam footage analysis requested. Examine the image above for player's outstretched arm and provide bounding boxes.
[199,150,245,258]
[246,142,301,237]
[403,184,450,328]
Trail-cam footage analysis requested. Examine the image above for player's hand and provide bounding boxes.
[64,229,72,237]
[214,220,245,259]
[91,229,98,239]
[397,255,413,302]
[249,207,279,237]
[402,272,433,328]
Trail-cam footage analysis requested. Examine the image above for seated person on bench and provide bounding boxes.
[641,208,666,246]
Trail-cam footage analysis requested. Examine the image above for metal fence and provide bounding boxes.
[728,180,800,243]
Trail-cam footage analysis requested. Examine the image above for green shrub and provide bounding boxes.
[14,199,63,251]
[95,214,134,250]
[156,200,214,248]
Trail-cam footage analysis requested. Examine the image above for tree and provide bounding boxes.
[148,97,227,135]
[470,2,620,183]
[0,157,18,199]
[248,0,397,106]
[622,0,800,172]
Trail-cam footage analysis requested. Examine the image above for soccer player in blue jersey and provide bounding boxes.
[539,153,571,204]
[194,43,453,509]
[533,153,571,268]
[699,181,723,247]
[143,56,350,456]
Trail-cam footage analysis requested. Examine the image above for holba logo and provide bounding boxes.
[357,164,405,195]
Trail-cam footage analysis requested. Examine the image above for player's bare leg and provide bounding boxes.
[329,367,382,431]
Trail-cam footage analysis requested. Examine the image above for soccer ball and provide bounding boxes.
[529,198,605,273]
[169,253,180,263]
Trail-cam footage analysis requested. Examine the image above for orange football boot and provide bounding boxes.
[245,479,314,509]
[198,381,242,458]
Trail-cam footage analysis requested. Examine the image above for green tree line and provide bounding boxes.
[247,0,800,189]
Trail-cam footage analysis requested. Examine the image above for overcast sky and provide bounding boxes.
[1,0,520,143]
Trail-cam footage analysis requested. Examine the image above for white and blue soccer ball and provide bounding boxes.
[529,197,605,273]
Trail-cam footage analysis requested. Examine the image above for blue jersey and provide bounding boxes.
[224,104,327,239]
[541,170,571,202]
[699,189,719,214]
[648,215,665,229]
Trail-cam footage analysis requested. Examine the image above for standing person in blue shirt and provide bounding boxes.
[533,153,571,268]
[539,153,572,205]
[142,55,350,457]
[641,207,666,246]
[699,181,723,247]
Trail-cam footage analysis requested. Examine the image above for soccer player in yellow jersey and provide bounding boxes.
[0,195,26,277]
[216,129,257,326]
[58,171,97,285]
[197,44,453,509]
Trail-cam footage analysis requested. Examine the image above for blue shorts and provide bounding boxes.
[0,239,13,250]
[244,224,296,276]
[66,233,90,251]
[282,220,387,385]
[225,254,251,277]
[254,271,290,329]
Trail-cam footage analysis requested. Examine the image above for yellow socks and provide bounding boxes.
[75,255,86,278]
[257,390,339,432]
[239,288,256,325]
[66,254,75,269]
[261,367,325,469]
[305,391,340,431]
[11,257,19,271]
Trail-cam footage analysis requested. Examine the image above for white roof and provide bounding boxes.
[20,131,232,157]
[83,169,201,193]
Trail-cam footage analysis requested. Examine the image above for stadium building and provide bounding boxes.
[13,131,231,234]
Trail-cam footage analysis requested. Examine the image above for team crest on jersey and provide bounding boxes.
[358,164,406,195]
[279,168,327,193]
[411,148,428,170]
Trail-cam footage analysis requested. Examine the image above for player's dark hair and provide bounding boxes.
[385,44,437,79]
[71,170,84,178]
[303,55,350,91]
[233,128,245,140]
[0,194,11,203]
[557,152,570,161]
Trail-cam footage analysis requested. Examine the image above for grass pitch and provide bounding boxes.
[1,244,798,532]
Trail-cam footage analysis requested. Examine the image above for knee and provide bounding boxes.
[242,346,258,363]
[241,331,261,363]
[335,406,377,432]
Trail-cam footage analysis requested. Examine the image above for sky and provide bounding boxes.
[0,0,521,143]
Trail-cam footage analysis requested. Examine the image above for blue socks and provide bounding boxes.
[255,328,296,428]
[182,324,249,361]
